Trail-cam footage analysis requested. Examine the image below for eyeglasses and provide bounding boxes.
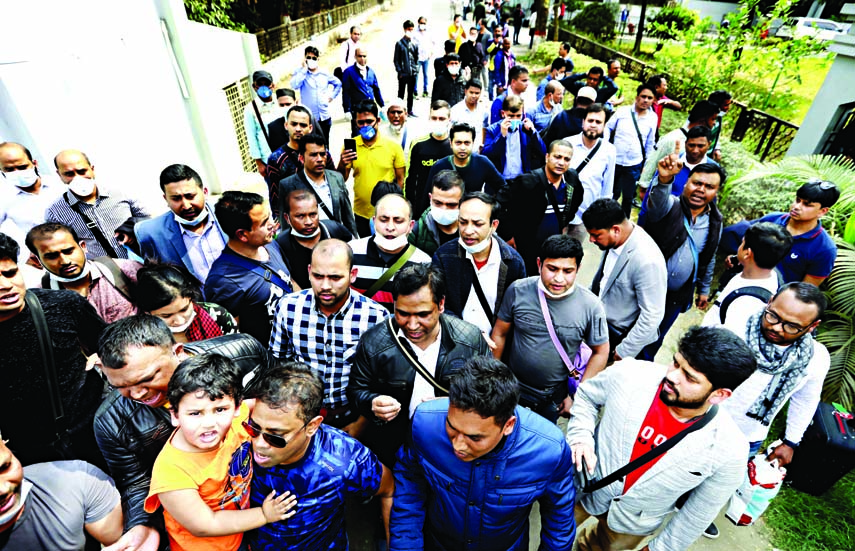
[242,417,309,448]
[306,55,318,60]
[763,308,811,335]
[356,119,376,127]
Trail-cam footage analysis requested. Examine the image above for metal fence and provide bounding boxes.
[223,77,256,173]
[255,0,376,61]
[551,25,799,162]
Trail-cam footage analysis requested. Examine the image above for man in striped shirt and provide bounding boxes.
[269,239,387,436]
[349,194,431,311]
[45,149,149,259]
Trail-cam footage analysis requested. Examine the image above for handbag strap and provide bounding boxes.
[583,404,718,493]
[537,287,578,377]
[65,194,121,258]
[365,244,416,297]
[575,139,602,175]
[251,99,273,150]
[24,291,66,429]
[386,317,449,394]
[468,261,495,324]
[223,249,291,290]
[630,110,646,164]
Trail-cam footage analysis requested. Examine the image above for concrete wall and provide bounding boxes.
[684,0,740,23]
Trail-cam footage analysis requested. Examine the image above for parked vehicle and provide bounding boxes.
[775,17,850,41]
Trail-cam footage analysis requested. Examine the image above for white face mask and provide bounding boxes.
[3,168,39,189]
[419,24,426,31]
[68,176,96,197]
[430,207,459,226]
[295,226,321,239]
[448,65,460,76]
[168,308,197,333]
[357,61,367,69]
[429,120,449,138]
[49,261,91,283]
[374,232,410,252]
[537,276,575,299]
[174,208,209,227]
[306,59,319,70]
[459,234,492,255]
[405,31,413,39]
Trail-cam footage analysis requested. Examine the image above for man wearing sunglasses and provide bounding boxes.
[93,314,268,551]
[240,362,394,550]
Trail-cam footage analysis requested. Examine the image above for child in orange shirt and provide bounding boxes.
[144,354,297,551]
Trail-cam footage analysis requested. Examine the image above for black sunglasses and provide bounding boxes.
[243,417,309,449]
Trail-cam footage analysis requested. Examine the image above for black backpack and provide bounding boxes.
[717,286,773,324]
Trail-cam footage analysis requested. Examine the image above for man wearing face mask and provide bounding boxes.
[483,95,546,180]
[527,80,565,133]
[45,149,149,259]
[243,70,284,176]
[450,79,487,151]
[349,194,431,311]
[291,46,341,146]
[27,222,141,324]
[432,192,525,335]
[431,54,467,107]
[413,17,434,99]
[424,123,505,205]
[458,27,486,80]
[405,101,454,219]
[410,170,465,256]
[0,142,64,262]
[394,21,420,117]
[134,164,227,285]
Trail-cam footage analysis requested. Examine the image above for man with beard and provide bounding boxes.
[566,326,756,551]
[380,99,420,163]
[135,164,227,285]
[27,222,141,323]
[566,104,616,243]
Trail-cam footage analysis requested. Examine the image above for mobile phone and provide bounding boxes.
[344,138,357,152]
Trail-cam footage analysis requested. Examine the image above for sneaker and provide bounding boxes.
[423,91,429,98]
[408,112,417,118]
[703,522,720,539]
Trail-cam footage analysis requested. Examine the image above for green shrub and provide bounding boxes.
[648,5,699,40]
[571,3,619,41]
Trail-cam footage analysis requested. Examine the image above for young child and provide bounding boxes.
[144,353,296,551]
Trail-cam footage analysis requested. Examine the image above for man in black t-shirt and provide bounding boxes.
[0,232,106,469]
[205,191,295,345]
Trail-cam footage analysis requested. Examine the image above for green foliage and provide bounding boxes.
[184,0,248,32]
[571,3,619,41]
[648,5,699,40]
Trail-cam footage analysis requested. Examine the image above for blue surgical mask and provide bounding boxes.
[256,85,272,99]
[509,120,521,132]
[359,125,377,141]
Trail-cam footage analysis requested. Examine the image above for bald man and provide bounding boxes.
[45,149,150,259]
[349,194,431,311]
[0,142,64,260]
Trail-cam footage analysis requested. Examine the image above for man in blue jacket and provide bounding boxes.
[483,95,545,180]
[391,356,576,551]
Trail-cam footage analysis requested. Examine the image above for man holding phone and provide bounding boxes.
[340,101,406,237]
[482,95,545,180]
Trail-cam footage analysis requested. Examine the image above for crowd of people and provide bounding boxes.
[0,2,842,550]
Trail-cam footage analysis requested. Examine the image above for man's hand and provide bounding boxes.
[344,112,352,121]
[372,395,402,422]
[255,159,267,177]
[102,525,160,551]
[611,350,623,364]
[261,490,298,524]
[522,117,534,133]
[766,442,795,467]
[481,331,497,351]
[558,395,574,417]
[340,149,357,165]
[500,118,512,137]
[656,140,683,182]
[712,149,722,163]
[724,254,738,270]
[341,415,369,439]
[696,294,710,309]
[571,442,597,474]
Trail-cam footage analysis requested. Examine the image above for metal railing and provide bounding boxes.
[255,0,376,61]
[552,24,799,162]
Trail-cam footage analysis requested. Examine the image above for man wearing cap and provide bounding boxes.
[244,70,285,176]
[542,86,597,146]
[380,99,420,162]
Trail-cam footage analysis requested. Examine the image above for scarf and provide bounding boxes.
[744,311,814,425]
[184,303,224,342]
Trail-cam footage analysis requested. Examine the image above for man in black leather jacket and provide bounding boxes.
[93,314,268,551]
[347,263,490,466]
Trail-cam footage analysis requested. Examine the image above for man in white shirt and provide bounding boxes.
[413,16,435,98]
[450,80,488,151]
[339,26,362,74]
[566,104,616,243]
[703,222,792,333]
[605,83,657,217]
[0,142,64,263]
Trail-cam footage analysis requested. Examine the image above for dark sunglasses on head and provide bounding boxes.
[806,178,837,191]
[242,417,309,448]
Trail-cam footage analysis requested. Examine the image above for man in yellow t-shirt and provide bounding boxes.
[340,100,406,237]
[448,14,465,52]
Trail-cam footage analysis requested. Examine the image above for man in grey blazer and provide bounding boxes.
[583,198,666,361]
[566,326,757,551]
[278,134,358,236]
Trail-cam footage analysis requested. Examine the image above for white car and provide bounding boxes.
[776,17,850,41]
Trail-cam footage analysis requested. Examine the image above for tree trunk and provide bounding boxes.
[633,0,648,55]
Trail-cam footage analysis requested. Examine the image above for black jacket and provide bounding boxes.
[543,107,586,146]
[499,167,584,275]
[275,220,354,289]
[458,40,485,72]
[394,37,419,77]
[278,169,358,237]
[93,334,268,533]
[431,73,466,107]
[347,315,490,465]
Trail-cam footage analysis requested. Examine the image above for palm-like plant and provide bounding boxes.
[721,154,855,408]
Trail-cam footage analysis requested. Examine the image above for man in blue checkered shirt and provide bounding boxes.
[269,239,387,437]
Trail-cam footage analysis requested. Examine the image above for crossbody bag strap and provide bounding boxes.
[583,405,718,493]
[630,110,646,164]
[24,291,66,430]
[468,262,495,324]
[537,287,578,378]
[575,139,602,175]
[251,99,273,149]
[65,194,121,258]
[305,178,336,220]
[544,178,570,229]
[224,251,291,290]
[365,245,416,297]
[386,317,449,394]
[93,257,134,302]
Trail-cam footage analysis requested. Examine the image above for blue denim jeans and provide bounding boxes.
[417,60,429,93]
